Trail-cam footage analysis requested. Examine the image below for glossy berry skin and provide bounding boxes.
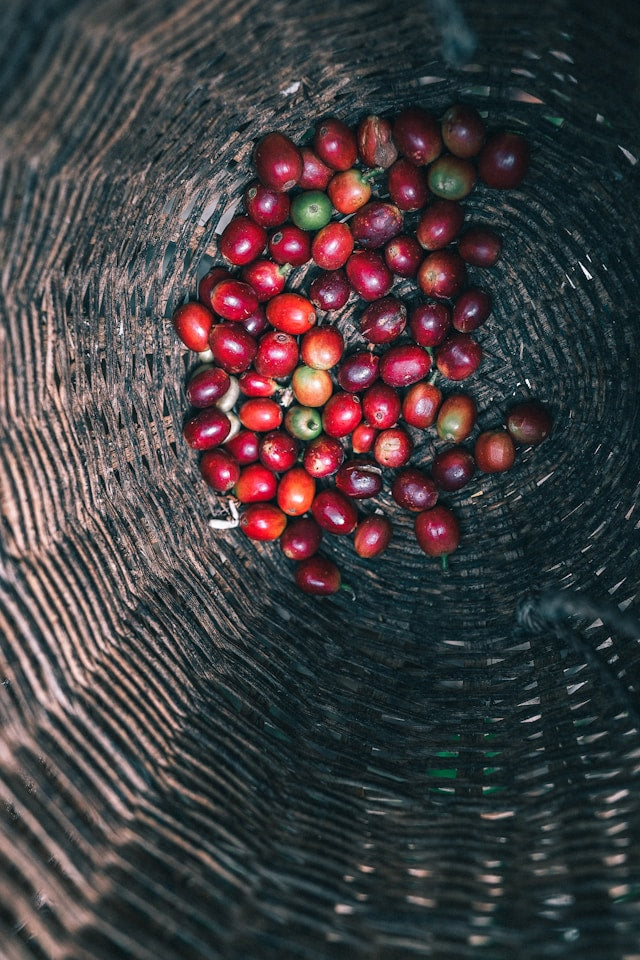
[391,468,438,512]
[235,463,278,503]
[240,503,288,540]
[311,489,358,535]
[301,325,345,370]
[259,430,299,473]
[441,103,486,158]
[457,227,502,267]
[313,117,358,171]
[322,392,362,437]
[362,382,401,429]
[266,293,316,336]
[474,429,516,472]
[346,250,393,301]
[311,221,354,270]
[280,517,323,561]
[336,460,383,499]
[290,190,333,231]
[416,200,465,251]
[198,267,232,308]
[427,155,476,201]
[209,322,257,374]
[294,555,343,595]
[350,201,403,249]
[402,381,442,428]
[373,427,413,468]
[302,435,344,478]
[357,114,398,168]
[393,107,442,165]
[435,334,482,381]
[238,370,278,397]
[209,279,259,321]
[240,306,269,338]
[199,448,241,493]
[384,235,423,277]
[186,365,230,408]
[309,270,351,312]
[436,393,478,442]
[253,132,303,192]
[327,168,373,214]
[337,351,380,393]
[241,259,288,302]
[351,423,377,454]
[239,398,283,432]
[243,180,290,228]
[268,225,312,266]
[254,331,298,379]
[409,301,451,347]
[360,297,407,345]
[386,158,428,211]
[431,446,475,491]
[284,405,323,441]
[505,400,552,445]
[414,505,460,559]
[478,131,530,189]
[224,429,259,465]
[277,466,316,517]
[298,147,333,190]
[172,302,215,352]
[354,514,392,558]
[291,365,334,407]
[183,407,231,450]
[219,216,266,265]
[452,287,492,333]
[418,250,467,300]
[379,344,432,388]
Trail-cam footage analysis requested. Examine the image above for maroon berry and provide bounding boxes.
[409,301,451,347]
[386,158,428,211]
[268,224,312,266]
[478,131,530,189]
[309,270,351,311]
[362,382,402,430]
[183,407,231,450]
[254,331,298,378]
[359,296,407,345]
[452,287,492,333]
[384,235,423,277]
[280,517,323,561]
[357,114,398,169]
[311,489,358,535]
[393,107,442,165]
[209,279,259,321]
[350,200,403,249]
[322,392,362,437]
[458,227,502,267]
[351,423,378,454]
[435,334,482,381]
[238,370,277,397]
[259,430,299,472]
[353,514,393,558]
[243,180,290,228]
[198,267,232,308]
[302,435,344,478]
[441,103,486,158]
[474,429,516,473]
[311,221,354,270]
[294,555,343,595]
[416,200,465,251]
[199,448,240,492]
[505,400,553,445]
[209,322,257,374]
[253,132,303,192]
[414,505,460,563]
[391,468,438,512]
[379,344,432,387]
[241,259,288,302]
[298,147,333,190]
[186,365,230,408]
[224,429,259,465]
[336,460,383,499]
[418,250,467,299]
[373,427,413,468]
[313,117,358,171]
[239,305,269,338]
[337,351,380,393]
[219,216,266,265]
[431,446,475,491]
[346,250,394,301]
[172,302,215,352]
[402,381,442,428]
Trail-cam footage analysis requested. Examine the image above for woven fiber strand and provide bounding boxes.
[1,0,640,957]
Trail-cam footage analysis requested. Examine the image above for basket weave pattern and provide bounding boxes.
[0,0,639,957]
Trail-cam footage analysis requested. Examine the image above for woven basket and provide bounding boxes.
[1,0,639,957]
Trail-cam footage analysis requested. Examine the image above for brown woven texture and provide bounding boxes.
[1,0,640,957]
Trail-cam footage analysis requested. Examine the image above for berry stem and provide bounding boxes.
[339,582,357,601]
[440,554,449,573]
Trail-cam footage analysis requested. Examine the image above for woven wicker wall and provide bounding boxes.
[1,0,639,957]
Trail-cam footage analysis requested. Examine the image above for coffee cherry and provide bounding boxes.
[186,366,230,408]
[277,466,316,516]
[478,131,530,189]
[391,468,438,512]
[402,381,442,428]
[474,429,516,472]
[505,400,552,445]
[210,279,259,321]
[301,326,345,370]
[266,293,316,336]
[313,117,358,171]
[416,200,465,251]
[254,331,299,379]
[253,132,303,192]
[452,287,492,333]
[303,435,345,478]
[436,393,477,442]
[386,158,428,211]
[309,270,351,311]
[243,180,290,228]
[322,392,362,437]
[183,407,231,450]
[219,216,266,265]
[373,427,413,468]
[311,489,358,535]
[240,503,288,540]
[353,514,393,558]
[360,296,407,345]
[393,106,442,164]
[350,201,403,249]
[298,147,333,190]
[457,226,502,267]
[431,446,475,491]
[440,103,486,158]
[379,344,432,387]
[172,302,215,352]
[357,114,398,168]
[435,334,482,381]
[291,365,334,407]
[312,222,355,270]
[239,398,283,432]
[414,505,460,566]
[362,382,401,429]
[235,463,278,503]
[224,429,259,465]
[336,460,383,499]
[209,323,257,374]
[199,448,240,492]
[280,517,323,560]
[259,431,299,472]
[295,555,344,595]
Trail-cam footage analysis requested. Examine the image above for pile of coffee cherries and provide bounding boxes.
[171,104,552,595]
